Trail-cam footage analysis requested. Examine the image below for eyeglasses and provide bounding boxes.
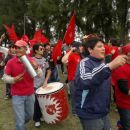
[14,46,26,50]
[39,47,44,51]
[14,46,21,49]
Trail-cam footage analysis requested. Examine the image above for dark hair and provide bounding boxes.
[71,41,80,48]
[109,38,124,47]
[44,43,50,48]
[8,41,15,48]
[9,43,15,48]
[82,37,103,55]
[109,38,118,46]
[83,37,103,49]
[33,44,42,53]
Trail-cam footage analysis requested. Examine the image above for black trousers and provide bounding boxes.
[118,108,130,130]
[5,83,11,96]
[33,95,42,122]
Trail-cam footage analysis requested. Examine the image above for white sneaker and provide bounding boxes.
[35,122,41,127]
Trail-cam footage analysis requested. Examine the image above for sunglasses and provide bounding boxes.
[14,46,21,49]
[14,46,26,50]
[39,47,44,51]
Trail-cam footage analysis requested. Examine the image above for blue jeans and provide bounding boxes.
[12,95,35,130]
[80,114,111,130]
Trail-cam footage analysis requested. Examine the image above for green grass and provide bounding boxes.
[0,74,119,130]
[0,75,82,130]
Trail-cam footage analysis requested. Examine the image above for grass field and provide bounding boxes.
[0,73,119,130]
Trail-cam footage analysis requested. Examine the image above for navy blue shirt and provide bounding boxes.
[73,55,111,119]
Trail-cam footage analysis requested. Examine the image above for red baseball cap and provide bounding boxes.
[122,44,130,55]
[15,40,27,47]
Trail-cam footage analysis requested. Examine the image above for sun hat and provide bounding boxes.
[15,40,27,47]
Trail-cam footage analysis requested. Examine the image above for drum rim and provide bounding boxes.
[36,82,64,95]
[36,86,64,95]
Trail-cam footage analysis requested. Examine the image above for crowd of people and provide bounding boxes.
[0,33,130,130]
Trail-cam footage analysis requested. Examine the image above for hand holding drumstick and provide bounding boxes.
[14,72,25,83]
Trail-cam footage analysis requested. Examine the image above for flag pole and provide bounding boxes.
[24,14,26,35]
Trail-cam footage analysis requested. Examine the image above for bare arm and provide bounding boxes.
[0,33,5,44]
[42,69,51,88]
[62,48,74,64]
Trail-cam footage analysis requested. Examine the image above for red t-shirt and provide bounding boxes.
[104,44,111,55]
[5,56,35,96]
[112,63,130,109]
[111,46,119,60]
[67,52,81,81]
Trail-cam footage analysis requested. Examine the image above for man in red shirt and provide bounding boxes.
[112,44,130,130]
[3,40,41,130]
[62,41,81,115]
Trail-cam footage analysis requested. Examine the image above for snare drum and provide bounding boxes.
[36,82,69,124]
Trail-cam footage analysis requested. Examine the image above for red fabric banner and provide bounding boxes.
[3,24,20,42]
[52,40,63,64]
[29,29,49,46]
[64,12,75,45]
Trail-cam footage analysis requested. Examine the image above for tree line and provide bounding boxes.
[0,0,130,43]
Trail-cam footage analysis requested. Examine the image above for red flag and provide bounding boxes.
[64,12,76,45]
[21,34,29,43]
[29,29,49,46]
[3,24,20,42]
[52,40,63,64]
[29,39,37,46]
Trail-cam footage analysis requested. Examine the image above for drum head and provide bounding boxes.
[36,82,63,95]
